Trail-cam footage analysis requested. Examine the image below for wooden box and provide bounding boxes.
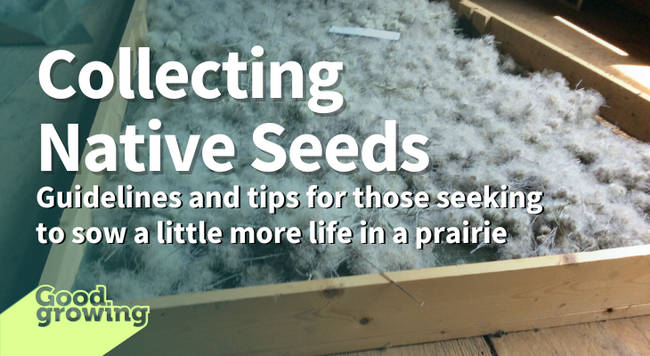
[39,0,650,355]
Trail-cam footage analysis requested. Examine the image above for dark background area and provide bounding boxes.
[0,0,135,313]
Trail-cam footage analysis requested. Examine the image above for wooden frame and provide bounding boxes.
[39,0,650,355]
[452,0,650,142]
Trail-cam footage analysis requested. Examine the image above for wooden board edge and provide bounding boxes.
[281,303,650,356]
[119,244,650,309]
[111,247,650,356]
[454,0,650,142]
[38,0,149,290]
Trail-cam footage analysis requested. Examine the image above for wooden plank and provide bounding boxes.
[458,1,474,20]
[455,0,650,142]
[471,10,490,34]
[107,245,650,356]
[631,316,650,341]
[38,0,148,291]
[599,318,650,353]
[340,337,492,356]
[467,0,650,75]
[489,16,650,142]
[491,316,650,356]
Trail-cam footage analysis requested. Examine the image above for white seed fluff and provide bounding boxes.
[74,0,650,300]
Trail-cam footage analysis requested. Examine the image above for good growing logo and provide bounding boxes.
[35,285,149,327]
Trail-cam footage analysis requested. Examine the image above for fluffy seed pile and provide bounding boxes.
[75,0,650,300]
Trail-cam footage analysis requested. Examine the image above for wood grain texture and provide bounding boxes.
[467,0,650,92]
[454,0,650,142]
[491,316,650,356]
[340,337,493,356]
[631,316,650,341]
[489,16,650,142]
[108,246,650,356]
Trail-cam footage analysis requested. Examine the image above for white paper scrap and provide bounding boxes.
[328,26,401,41]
